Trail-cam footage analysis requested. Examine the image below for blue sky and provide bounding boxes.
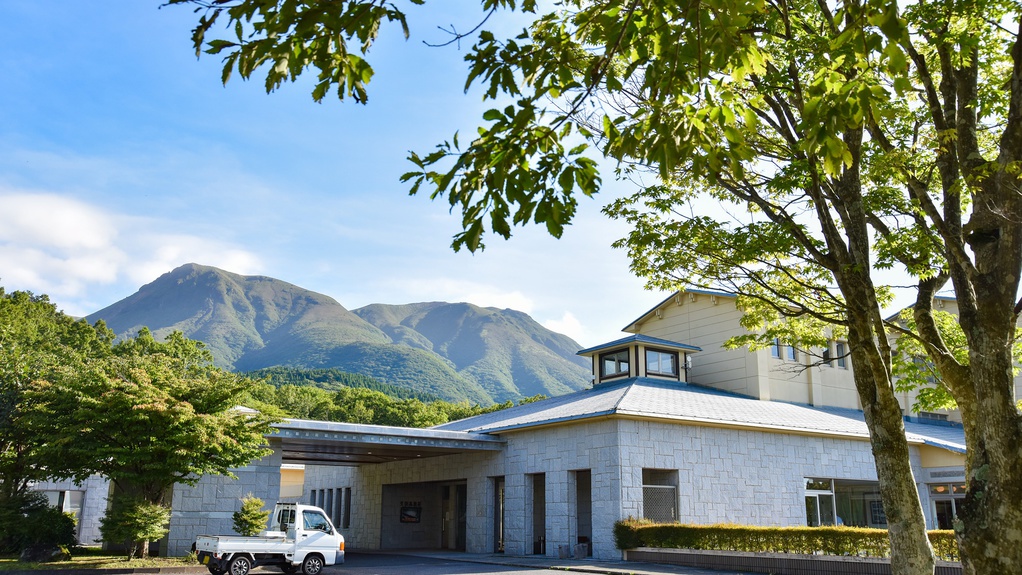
[0,1,668,347]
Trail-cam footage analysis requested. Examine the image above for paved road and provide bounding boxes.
[309,551,752,575]
[321,553,571,575]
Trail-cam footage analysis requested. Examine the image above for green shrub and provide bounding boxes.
[613,519,960,562]
[99,496,170,558]
[0,492,78,554]
[233,494,270,536]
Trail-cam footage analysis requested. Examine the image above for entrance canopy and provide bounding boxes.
[271,419,505,465]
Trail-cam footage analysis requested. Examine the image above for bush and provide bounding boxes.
[0,492,78,554]
[233,494,270,536]
[613,519,960,562]
[99,496,170,558]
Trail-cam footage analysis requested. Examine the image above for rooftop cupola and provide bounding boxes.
[577,334,701,386]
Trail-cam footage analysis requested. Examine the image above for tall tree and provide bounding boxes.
[28,328,278,557]
[171,1,1022,573]
[0,288,111,503]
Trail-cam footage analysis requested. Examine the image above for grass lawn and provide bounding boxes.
[0,547,199,571]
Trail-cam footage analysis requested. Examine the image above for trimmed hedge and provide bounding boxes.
[614,519,960,562]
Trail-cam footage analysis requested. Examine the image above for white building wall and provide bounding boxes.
[618,419,922,526]
[301,417,935,561]
[302,450,504,553]
[30,475,110,546]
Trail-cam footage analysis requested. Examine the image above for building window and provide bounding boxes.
[835,342,847,368]
[930,483,966,529]
[600,349,630,378]
[870,500,888,526]
[645,349,678,377]
[807,478,885,528]
[771,338,782,358]
[787,345,798,361]
[805,478,836,527]
[822,347,832,366]
[342,487,352,529]
[642,469,678,523]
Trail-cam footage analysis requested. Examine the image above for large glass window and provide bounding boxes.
[805,478,836,527]
[600,349,630,378]
[645,349,678,377]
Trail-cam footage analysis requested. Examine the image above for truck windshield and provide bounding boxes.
[303,511,331,532]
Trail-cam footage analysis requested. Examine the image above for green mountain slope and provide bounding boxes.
[87,263,390,369]
[87,263,591,404]
[353,302,590,402]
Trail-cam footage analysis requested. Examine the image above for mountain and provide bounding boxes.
[87,263,591,404]
[354,302,588,400]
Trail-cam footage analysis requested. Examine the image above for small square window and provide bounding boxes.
[836,342,847,368]
[771,338,782,358]
[787,345,798,361]
[646,349,678,377]
[600,349,630,378]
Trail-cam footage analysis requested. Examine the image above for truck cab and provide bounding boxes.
[196,502,344,575]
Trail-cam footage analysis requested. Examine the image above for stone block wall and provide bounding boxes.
[165,447,283,556]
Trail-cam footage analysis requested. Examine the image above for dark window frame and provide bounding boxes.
[600,349,630,379]
[645,347,679,377]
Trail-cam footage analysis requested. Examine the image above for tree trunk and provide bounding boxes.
[846,318,936,575]
[825,127,936,575]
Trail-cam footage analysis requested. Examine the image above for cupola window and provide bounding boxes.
[600,349,630,378]
[645,348,679,377]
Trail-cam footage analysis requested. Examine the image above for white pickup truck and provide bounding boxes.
[196,502,344,575]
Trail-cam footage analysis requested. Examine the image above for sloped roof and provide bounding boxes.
[576,334,702,356]
[434,377,965,453]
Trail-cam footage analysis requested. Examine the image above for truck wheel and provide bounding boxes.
[228,555,252,575]
[207,567,223,575]
[301,554,325,575]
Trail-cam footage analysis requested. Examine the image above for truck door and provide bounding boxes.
[300,509,337,559]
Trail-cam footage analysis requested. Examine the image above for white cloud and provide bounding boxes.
[0,188,262,316]
[543,311,585,343]
[0,192,118,251]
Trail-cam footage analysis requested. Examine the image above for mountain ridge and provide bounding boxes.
[87,263,590,403]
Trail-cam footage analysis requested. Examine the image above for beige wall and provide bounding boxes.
[626,293,865,409]
[919,446,966,469]
[280,466,305,499]
[627,292,766,398]
[625,291,1022,415]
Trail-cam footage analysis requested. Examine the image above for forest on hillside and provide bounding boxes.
[244,366,545,427]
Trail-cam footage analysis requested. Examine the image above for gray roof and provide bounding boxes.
[434,377,965,453]
[577,334,702,356]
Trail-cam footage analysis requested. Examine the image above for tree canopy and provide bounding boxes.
[28,328,277,505]
[0,289,111,503]
[172,1,1022,573]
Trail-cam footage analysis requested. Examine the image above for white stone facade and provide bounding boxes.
[301,416,923,561]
